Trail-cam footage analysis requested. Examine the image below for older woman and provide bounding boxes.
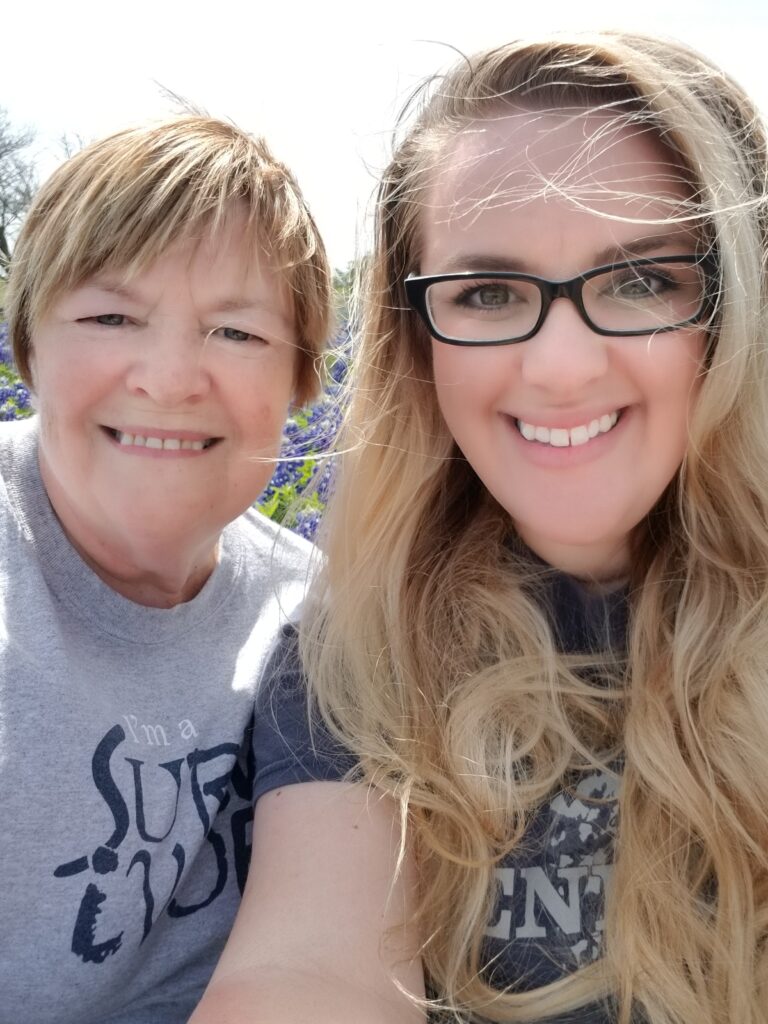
[0,117,414,1024]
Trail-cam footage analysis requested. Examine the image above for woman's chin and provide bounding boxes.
[513,524,630,579]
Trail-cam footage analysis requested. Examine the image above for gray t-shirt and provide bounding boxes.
[0,419,331,1024]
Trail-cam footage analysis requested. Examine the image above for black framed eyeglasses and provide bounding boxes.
[404,255,717,346]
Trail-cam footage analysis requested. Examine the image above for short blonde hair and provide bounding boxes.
[6,115,332,404]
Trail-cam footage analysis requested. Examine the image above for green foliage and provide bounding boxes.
[332,262,357,321]
[254,328,349,540]
[0,325,33,419]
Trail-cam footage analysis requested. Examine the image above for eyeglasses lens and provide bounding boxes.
[424,260,708,343]
[582,261,707,333]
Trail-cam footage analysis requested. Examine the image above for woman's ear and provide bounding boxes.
[27,351,37,395]
[25,360,38,410]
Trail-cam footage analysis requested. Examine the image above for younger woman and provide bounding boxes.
[301,32,768,1024]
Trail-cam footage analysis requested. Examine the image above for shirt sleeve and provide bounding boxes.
[252,626,359,802]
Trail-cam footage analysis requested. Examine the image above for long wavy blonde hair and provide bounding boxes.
[303,32,768,1023]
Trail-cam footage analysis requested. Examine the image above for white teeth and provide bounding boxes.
[113,430,211,450]
[549,428,570,447]
[570,425,590,447]
[516,410,620,448]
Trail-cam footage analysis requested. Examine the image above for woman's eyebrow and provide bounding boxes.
[592,232,700,265]
[430,253,530,274]
[81,279,141,301]
[212,297,277,315]
[74,286,289,326]
[432,233,699,276]
[211,296,294,329]
[81,283,269,311]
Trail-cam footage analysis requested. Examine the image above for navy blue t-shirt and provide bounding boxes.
[455,572,625,1022]
[257,572,627,1024]
[253,631,358,798]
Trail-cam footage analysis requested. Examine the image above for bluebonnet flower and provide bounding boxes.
[0,322,33,421]
[292,507,322,543]
[314,461,336,506]
[0,322,13,367]
[257,325,353,539]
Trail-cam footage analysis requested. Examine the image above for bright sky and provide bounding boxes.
[5,0,768,269]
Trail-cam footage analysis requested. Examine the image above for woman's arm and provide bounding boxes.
[189,780,426,1024]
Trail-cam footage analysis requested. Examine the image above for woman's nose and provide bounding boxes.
[125,328,211,406]
[519,296,610,393]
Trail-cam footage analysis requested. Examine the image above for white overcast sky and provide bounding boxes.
[4,0,768,269]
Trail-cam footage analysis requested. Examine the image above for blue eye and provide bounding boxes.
[457,283,518,309]
[92,314,126,326]
[213,326,266,344]
[605,271,677,300]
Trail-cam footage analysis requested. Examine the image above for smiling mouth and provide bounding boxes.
[103,427,221,451]
[515,410,622,448]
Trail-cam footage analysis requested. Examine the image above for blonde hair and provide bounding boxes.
[303,33,768,1023]
[6,115,332,404]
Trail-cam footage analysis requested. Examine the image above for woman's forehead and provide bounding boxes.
[417,111,698,274]
[426,110,690,215]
